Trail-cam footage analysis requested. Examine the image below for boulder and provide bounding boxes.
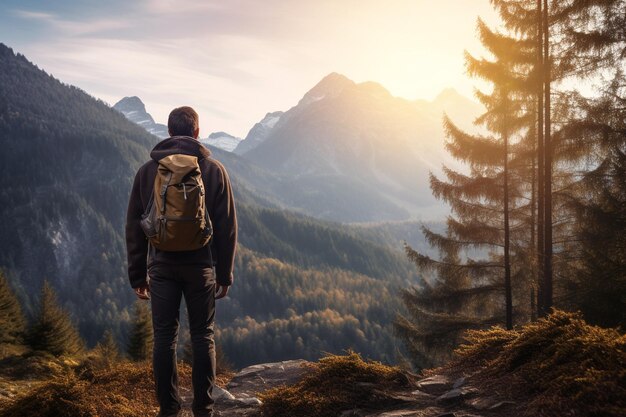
[452,377,466,389]
[226,359,309,399]
[213,385,235,401]
[436,386,478,405]
[417,375,452,395]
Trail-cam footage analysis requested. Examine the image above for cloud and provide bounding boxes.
[13,8,131,36]
[4,0,497,137]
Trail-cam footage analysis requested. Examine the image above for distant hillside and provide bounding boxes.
[0,43,419,366]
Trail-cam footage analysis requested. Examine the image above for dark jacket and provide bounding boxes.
[125,136,237,288]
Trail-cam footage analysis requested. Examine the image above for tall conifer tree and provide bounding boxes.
[26,281,84,356]
[395,16,537,366]
[0,270,26,345]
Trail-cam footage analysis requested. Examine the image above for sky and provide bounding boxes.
[0,0,498,138]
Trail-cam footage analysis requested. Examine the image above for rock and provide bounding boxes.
[437,387,478,404]
[376,410,424,416]
[468,396,514,411]
[416,375,451,395]
[435,413,457,417]
[339,410,368,417]
[385,389,433,403]
[467,397,491,410]
[226,359,309,399]
[410,389,435,400]
[488,400,516,410]
[213,385,235,401]
[437,388,464,404]
[238,397,262,406]
[453,377,466,389]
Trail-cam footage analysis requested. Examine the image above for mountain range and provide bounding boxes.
[113,97,243,151]
[0,43,422,366]
[116,74,482,223]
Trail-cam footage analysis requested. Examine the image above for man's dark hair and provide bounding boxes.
[168,106,199,137]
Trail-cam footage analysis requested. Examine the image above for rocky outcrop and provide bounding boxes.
[180,360,308,416]
[177,361,515,417]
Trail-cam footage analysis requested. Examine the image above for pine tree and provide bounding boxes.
[489,0,624,318]
[397,2,626,367]
[127,301,153,361]
[394,12,539,366]
[26,281,84,356]
[556,2,626,326]
[96,329,120,361]
[395,243,503,369]
[0,270,26,345]
[87,328,121,370]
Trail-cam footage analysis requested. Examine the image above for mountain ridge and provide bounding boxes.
[234,71,483,221]
[117,71,482,222]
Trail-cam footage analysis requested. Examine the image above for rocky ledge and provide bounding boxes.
[178,360,513,417]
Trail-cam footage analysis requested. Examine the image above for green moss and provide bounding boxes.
[259,351,410,417]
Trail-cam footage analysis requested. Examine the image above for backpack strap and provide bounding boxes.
[159,171,173,214]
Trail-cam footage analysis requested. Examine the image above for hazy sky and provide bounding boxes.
[0,0,498,138]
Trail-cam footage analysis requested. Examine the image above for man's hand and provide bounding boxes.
[215,285,229,300]
[134,284,150,300]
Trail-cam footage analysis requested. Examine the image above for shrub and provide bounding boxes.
[260,351,410,417]
[450,310,626,417]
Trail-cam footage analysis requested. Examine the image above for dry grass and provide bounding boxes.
[0,350,78,380]
[0,357,233,417]
[444,310,626,417]
[259,351,411,417]
[0,361,164,417]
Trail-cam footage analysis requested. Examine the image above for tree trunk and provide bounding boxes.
[536,0,545,317]
[504,123,512,330]
[529,121,538,321]
[542,0,553,314]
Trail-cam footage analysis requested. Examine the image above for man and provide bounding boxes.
[125,106,237,417]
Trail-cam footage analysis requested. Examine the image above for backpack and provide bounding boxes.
[140,154,213,251]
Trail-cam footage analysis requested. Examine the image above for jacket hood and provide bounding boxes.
[150,136,211,162]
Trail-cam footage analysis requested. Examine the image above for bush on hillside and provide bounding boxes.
[260,351,411,417]
[446,310,626,417]
[0,356,234,417]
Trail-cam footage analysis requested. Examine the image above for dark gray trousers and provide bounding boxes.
[148,264,216,417]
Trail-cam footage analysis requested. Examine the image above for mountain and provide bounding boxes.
[233,111,283,154]
[0,44,418,366]
[200,131,242,152]
[233,72,484,222]
[0,44,158,343]
[113,96,169,138]
[113,96,243,152]
[117,75,481,223]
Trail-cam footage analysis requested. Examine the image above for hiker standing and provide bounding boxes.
[125,106,237,417]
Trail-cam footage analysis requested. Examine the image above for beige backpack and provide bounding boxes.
[140,154,212,251]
